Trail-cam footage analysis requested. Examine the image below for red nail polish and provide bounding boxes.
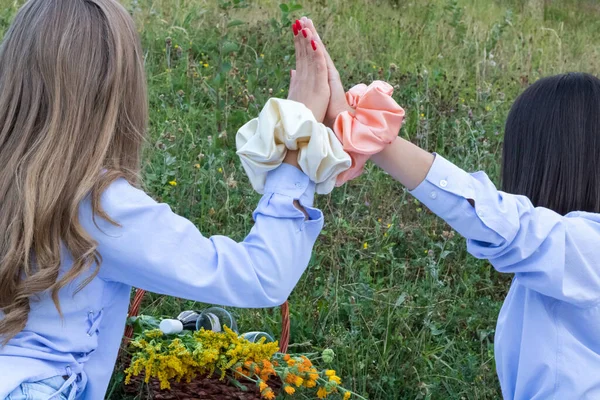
[302,29,308,38]
[311,40,317,51]
[293,24,298,36]
[295,20,302,30]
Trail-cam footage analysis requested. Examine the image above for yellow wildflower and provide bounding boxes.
[194,163,200,169]
[259,381,268,392]
[317,387,329,398]
[363,242,368,249]
[343,392,351,400]
[304,378,317,388]
[329,375,342,385]
[168,180,177,186]
[284,385,296,395]
[294,376,304,387]
[325,370,336,377]
[218,167,223,173]
[260,53,265,58]
[203,63,209,68]
[420,113,425,118]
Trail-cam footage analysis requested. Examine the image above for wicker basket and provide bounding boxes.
[122,288,290,399]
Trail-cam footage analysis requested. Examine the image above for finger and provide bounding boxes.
[301,28,314,64]
[304,18,338,80]
[293,23,303,73]
[305,18,322,43]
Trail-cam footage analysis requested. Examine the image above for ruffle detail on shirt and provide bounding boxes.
[236,98,352,195]
[333,81,406,185]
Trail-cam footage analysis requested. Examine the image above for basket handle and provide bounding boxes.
[123,288,291,353]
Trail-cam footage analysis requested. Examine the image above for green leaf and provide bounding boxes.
[279,3,289,12]
[220,61,232,74]
[222,41,239,54]
[395,293,407,307]
[227,19,244,28]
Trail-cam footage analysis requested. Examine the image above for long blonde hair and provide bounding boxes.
[0,0,148,343]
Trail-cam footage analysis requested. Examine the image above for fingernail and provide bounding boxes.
[293,24,298,36]
[311,40,317,51]
[295,20,302,30]
[302,29,308,38]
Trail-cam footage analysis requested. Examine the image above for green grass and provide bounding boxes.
[2,0,600,398]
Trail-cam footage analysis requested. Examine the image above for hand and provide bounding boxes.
[287,20,330,123]
[298,18,355,129]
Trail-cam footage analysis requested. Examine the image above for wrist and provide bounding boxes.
[282,149,301,169]
[326,105,355,129]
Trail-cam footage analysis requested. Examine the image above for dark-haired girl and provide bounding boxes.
[300,16,600,399]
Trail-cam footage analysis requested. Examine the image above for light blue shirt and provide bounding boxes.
[0,164,323,400]
[411,155,600,399]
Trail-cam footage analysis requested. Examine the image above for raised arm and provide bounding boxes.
[84,163,322,308]
[373,138,600,307]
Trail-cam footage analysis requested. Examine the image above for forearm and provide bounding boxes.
[371,137,435,190]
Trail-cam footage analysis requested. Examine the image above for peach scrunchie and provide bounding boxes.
[236,98,352,195]
[333,81,405,185]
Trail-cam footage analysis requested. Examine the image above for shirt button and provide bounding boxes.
[439,180,448,188]
[429,191,437,199]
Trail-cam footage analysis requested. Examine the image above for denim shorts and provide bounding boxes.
[5,376,72,400]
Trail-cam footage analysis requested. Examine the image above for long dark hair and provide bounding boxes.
[501,73,600,215]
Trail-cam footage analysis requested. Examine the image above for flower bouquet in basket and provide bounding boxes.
[123,307,365,400]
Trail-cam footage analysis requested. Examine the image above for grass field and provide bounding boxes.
[2,0,600,398]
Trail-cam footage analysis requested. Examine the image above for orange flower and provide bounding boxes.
[262,359,273,369]
[285,373,298,384]
[286,359,296,367]
[317,387,328,398]
[283,385,296,395]
[283,354,291,361]
[262,388,275,400]
[259,381,268,392]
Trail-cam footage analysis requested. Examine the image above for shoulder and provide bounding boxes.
[79,178,159,232]
[101,178,157,209]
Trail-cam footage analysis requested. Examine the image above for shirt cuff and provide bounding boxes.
[409,154,476,217]
[263,163,316,208]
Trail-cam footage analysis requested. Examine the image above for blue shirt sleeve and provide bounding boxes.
[411,154,600,308]
[90,164,323,308]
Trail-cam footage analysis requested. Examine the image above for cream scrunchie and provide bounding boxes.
[236,98,351,194]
